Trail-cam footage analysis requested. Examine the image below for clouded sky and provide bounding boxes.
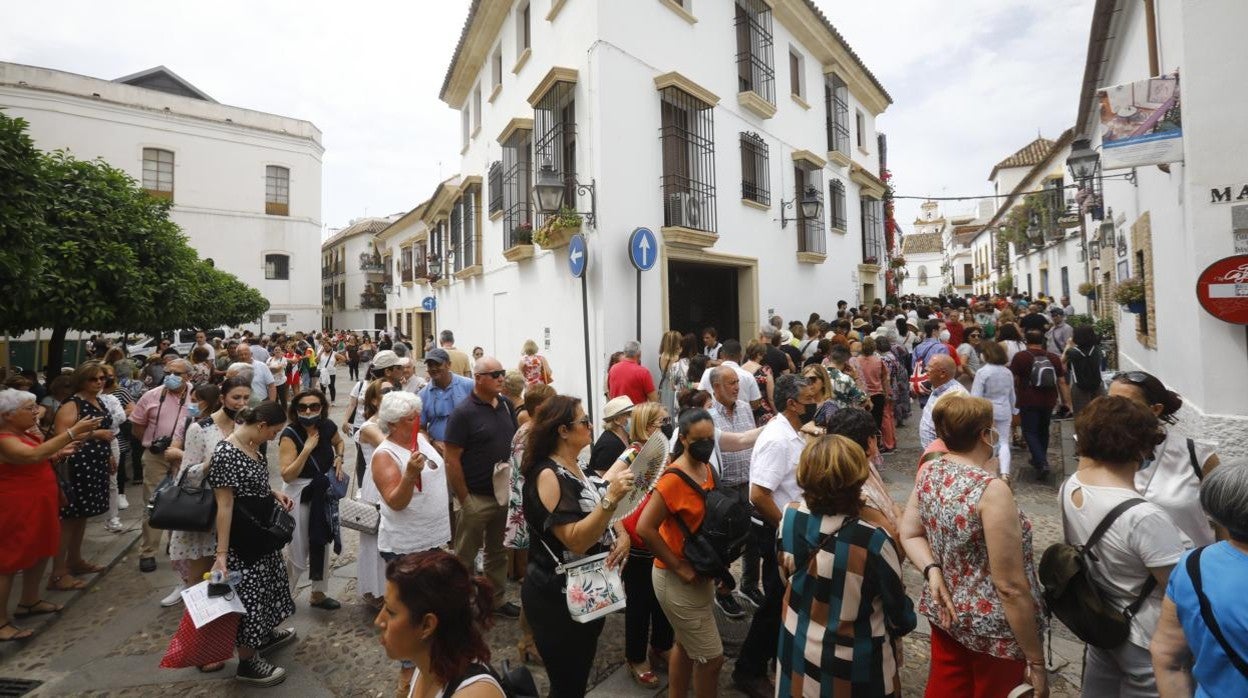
[2,0,1093,235]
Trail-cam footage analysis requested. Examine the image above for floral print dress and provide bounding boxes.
[915,457,1046,660]
[504,423,532,549]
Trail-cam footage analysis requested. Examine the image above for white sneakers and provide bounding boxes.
[104,518,124,533]
[161,583,187,608]
[117,494,130,511]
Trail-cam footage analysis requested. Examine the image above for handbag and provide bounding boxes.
[339,496,380,535]
[230,496,295,562]
[538,542,627,623]
[148,467,217,532]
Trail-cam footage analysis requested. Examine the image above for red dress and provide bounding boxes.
[0,432,61,573]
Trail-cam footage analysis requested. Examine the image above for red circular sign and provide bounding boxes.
[1196,255,1248,324]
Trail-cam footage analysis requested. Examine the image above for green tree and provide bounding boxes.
[0,112,49,311]
[0,114,268,379]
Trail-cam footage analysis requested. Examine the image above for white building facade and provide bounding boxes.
[1070,0,1248,457]
[321,217,399,332]
[0,63,325,334]
[380,0,893,404]
[898,201,945,296]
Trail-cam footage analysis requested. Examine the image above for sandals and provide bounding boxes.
[46,575,88,591]
[0,622,34,642]
[14,600,63,618]
[69,561,105,575]
[627,661,660,688]
[198,661,226,673]
[517,640,543,666]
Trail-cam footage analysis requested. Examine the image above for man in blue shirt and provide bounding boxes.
[419,347,473,452]
[912,319,951,408]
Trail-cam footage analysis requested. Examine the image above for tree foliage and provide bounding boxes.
[0,112,268,374]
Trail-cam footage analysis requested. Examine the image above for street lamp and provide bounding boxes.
[781,186,822,228]
[1066,136,1100,317]
[533,161,598,227]
[1066,138,1100,181]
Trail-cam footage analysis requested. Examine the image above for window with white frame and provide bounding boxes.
[739,132,769,205]
[491,47,503,91]
[502,129,533,248]
[825,74,850,154]
[533,79,576,226]
[735,0,774,104]
[828,179,847,230]
[517,2,531,54]
[472,85,482,134]
[462,108,470,149]
[142,148,174,199]
[788,49,804,99]
[855,109,867,149]
[265,165,289,216]
[660,86,717,234]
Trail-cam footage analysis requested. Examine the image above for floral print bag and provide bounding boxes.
[538,540,627,623]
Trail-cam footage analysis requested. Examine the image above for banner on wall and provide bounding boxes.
[1097,72,1182,169]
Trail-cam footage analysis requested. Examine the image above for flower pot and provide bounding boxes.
[1126,300,1146,314]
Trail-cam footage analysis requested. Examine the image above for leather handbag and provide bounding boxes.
[148,468,217,532]
[230,496,295,562]
[339,497,380,535]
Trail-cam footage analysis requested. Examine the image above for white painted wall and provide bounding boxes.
[0,63,324,334]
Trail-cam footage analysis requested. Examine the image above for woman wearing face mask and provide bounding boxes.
[209,401,298,687]
[162,380,249,622]
[636,408,725,698]
[587,396,634,476]
[522,395,635,697]
[900,394,1049,698]
[277,389,346,610]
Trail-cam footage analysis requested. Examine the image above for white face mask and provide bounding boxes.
[939,330,951,343]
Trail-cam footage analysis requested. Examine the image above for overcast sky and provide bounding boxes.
[3,0,1093,236]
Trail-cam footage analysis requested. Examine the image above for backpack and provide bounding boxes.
[664,467,753,589]
[1065,345,1103,393]
[443,660,539,698]
[1029,351,1058,389]
[1039,493,1156,649]
[909,341,937,397]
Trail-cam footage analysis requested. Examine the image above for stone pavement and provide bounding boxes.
[0,365,1087,696]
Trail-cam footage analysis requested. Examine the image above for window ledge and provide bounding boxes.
[512,48,532,75]
[741,198,770,211]
[857,263,881,275]
[857,145,871,157]
[488,83,502,103]
[454,265,483,280]
[791,93,811,110]
[503,244,535,262]
[546,0,568,21]
[489,209,505,221]
[826,150,852,168]
[661,225,717,249]
[738,91,776,119]
[401,281,415,288]
[433,278,451,288]
[797,251,826,264]
[658,0,697,24]
[829,226,847,235]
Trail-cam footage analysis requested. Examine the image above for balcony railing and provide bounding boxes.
[321,266,332,279]
[360,291,386,310]
[360,253,384,273]
[400,265,413,283]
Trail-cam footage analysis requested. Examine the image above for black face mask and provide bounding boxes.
[687,438,715,463]
[223,406,239,420]
[660,419,675,440]
[298,414,321,426]
[800,402,818,423]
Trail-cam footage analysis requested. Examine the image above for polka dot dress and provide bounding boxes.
[205,440,295,649]
[59,395,113,519]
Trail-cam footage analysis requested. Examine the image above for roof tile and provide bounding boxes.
[901,232,944,255]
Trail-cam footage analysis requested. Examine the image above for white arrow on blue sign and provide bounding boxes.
[629,227,657,272]
[568,233,587,278]
[421,296,436,311]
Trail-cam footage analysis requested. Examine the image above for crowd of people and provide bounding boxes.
[0,291,1244,698]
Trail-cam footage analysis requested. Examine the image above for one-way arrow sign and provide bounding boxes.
[629,227,657,272]
[568,234,587,278]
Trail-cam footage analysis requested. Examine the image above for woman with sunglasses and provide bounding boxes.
[353,379,398,610]
[277,389,346,610]
[1109,371,1223,546]
[522,395,634,697]
[49,361,116,591]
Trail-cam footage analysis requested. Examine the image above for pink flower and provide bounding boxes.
[568,585,589,607]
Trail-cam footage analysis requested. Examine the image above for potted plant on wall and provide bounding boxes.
[1113,277,1147,313]
[504,222,535,262]
[533,208,582,249]
[1078,281,1097,300]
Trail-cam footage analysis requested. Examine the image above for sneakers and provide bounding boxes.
[494,601,521,619]
[117,494,130,510]
[715,592,746,619]
[161,583,186,608]
[740,586,766,609]
[257,627,298,655]
[236,655,287,687]
[104,517,124,533]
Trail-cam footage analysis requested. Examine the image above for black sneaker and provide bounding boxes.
[236,655,287,687]
[715,592,745,619]
[256,627,297,655]
[494,601,521,619]
[740,586,765,609]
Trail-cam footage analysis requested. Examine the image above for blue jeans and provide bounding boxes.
[1019,405,1052,471]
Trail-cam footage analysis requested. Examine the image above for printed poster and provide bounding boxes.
[1097,72,1182,169]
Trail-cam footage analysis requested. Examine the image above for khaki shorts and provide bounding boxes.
[652,565,722,662]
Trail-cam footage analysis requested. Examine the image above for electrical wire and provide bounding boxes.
[892,173,1135,201]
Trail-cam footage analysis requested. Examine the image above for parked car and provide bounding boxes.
[127,328,227,360]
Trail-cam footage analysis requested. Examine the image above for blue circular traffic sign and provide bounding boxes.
[568,234,587,278]
[629,227,657,272]
[421,296,436,311]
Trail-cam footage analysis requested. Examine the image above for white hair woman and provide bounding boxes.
[0,389,101,640]
[370,390,451,695]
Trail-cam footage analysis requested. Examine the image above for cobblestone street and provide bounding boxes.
[1,368,1086,696]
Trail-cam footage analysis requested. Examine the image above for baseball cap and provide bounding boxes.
[372,350,400,369]
[423,348,451,365]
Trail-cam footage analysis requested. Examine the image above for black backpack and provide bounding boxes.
[1039,494,1156,649]
[443,660,538,698]
[1029,351,1058,389]
[664,467,753,589]
[1066,345,1103,393]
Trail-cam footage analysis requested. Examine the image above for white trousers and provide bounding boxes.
[995,417,1013,476]
[284,478,330,594]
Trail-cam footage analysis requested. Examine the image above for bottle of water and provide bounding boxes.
[208,570,242,586]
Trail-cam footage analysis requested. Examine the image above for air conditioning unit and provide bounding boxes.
[667,192,707,230]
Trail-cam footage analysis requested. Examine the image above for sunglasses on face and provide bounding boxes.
[476,369,506,379]
[295,403,322,413]
[569,416,591,428]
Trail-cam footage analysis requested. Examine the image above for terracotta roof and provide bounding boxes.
[322,218,394,249]
[901,232,944,255]
[989,136,1057,181]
